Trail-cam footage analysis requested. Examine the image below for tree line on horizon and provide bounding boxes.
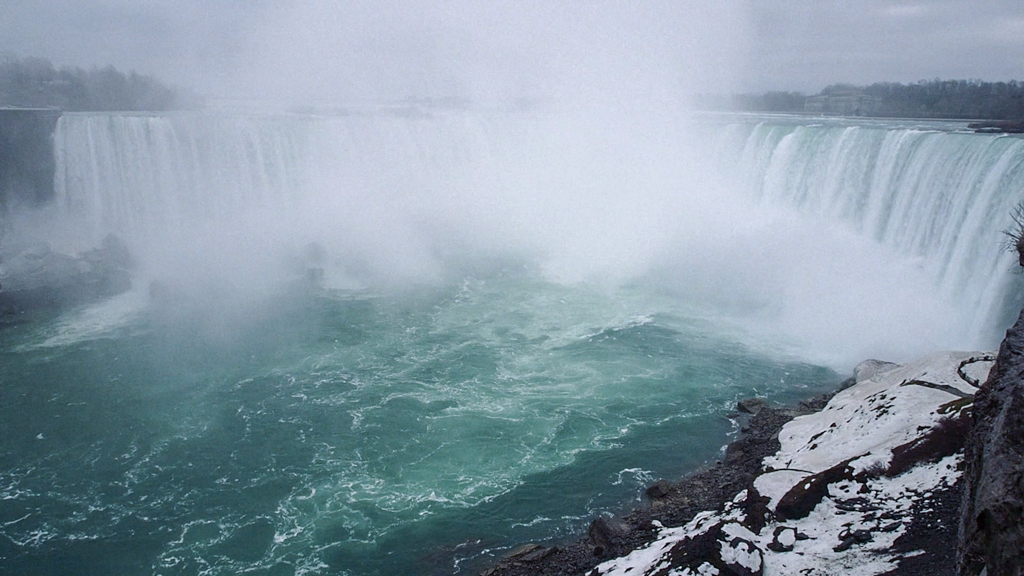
[707,79,1024,120]
[0,55,200,112]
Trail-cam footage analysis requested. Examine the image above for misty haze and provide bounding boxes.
[2,2,1024,575]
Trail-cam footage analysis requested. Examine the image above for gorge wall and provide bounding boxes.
[960,308,1024,576]
[0,108,60,210]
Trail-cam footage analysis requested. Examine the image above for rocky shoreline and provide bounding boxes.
[0,234,134,322]
[477,349,1001,576]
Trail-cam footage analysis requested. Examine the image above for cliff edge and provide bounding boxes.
[959,309,1024,576]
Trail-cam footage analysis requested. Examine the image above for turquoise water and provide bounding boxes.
[0,269,837,575]
[5,110,1021,575]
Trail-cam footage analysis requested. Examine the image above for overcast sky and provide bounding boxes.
[3,0,1023,104]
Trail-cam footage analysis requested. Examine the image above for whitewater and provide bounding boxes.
[1,109,1021,575]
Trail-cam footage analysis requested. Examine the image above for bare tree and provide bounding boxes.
[1004,202,1024,267]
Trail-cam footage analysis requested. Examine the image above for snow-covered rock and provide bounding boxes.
[590,351,994,576]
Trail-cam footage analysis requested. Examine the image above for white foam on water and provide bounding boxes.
[21,288,149,350]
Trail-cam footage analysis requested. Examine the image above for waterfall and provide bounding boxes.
[49,111,1024,348]
[52,112,519,243]
[719,119,1024,344]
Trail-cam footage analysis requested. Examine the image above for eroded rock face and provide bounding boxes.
[959,310,1024,576]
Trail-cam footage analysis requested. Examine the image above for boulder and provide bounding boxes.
[737,398,769,415]
[766,526,797,552]
[734,486,772,534]
[662,522,764,576]
[833,528,872,553]
[719,534,763,576]
[646,479,672,500]
[504,543,543,560]
[775,458,856,521]
[588,516,632,557]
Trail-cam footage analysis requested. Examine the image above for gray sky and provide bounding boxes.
[3,0,1023,103]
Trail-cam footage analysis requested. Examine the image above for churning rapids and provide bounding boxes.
[1,109,1022,575]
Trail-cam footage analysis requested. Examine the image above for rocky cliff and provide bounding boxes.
[0,108,60,208]
[959,310,1024,576]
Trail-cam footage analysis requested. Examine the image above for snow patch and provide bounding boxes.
[591,351,992,576]
[764,351,987,475]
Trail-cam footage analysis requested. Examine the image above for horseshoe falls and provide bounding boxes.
[1,110,1021,575]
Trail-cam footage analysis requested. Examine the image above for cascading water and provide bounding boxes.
[713,117,1023,345]
[50,111,575,293]
[53,113,314,243]
[53,112,511,245]
[2,110,1021,575]
[51,112,1023,342]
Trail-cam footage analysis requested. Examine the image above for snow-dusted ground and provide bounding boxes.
[591,351,994,576]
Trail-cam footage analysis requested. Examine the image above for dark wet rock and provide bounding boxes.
[834,496,878,512]
[880,521,902,533]
[834,528,872,552]
[503,543,557,563]
[884,477,961,576]
[504,543,543,559]
[660,522,725,575]
[776,458,856,521]
[737,397,769,415]
[767,526,797,552]
[887,411,970,477]
[521,546,557,563]
[959,308,1024,576]
[661,522,763,576]
[735,485,772,534]
[719,534,764,576]
[724,441,748,464]
[0,108,60,206]
[646,479,672,500]
[795,391,839,413]
[588,516,632,555]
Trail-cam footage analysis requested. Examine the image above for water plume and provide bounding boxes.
[35,109,1021,368]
